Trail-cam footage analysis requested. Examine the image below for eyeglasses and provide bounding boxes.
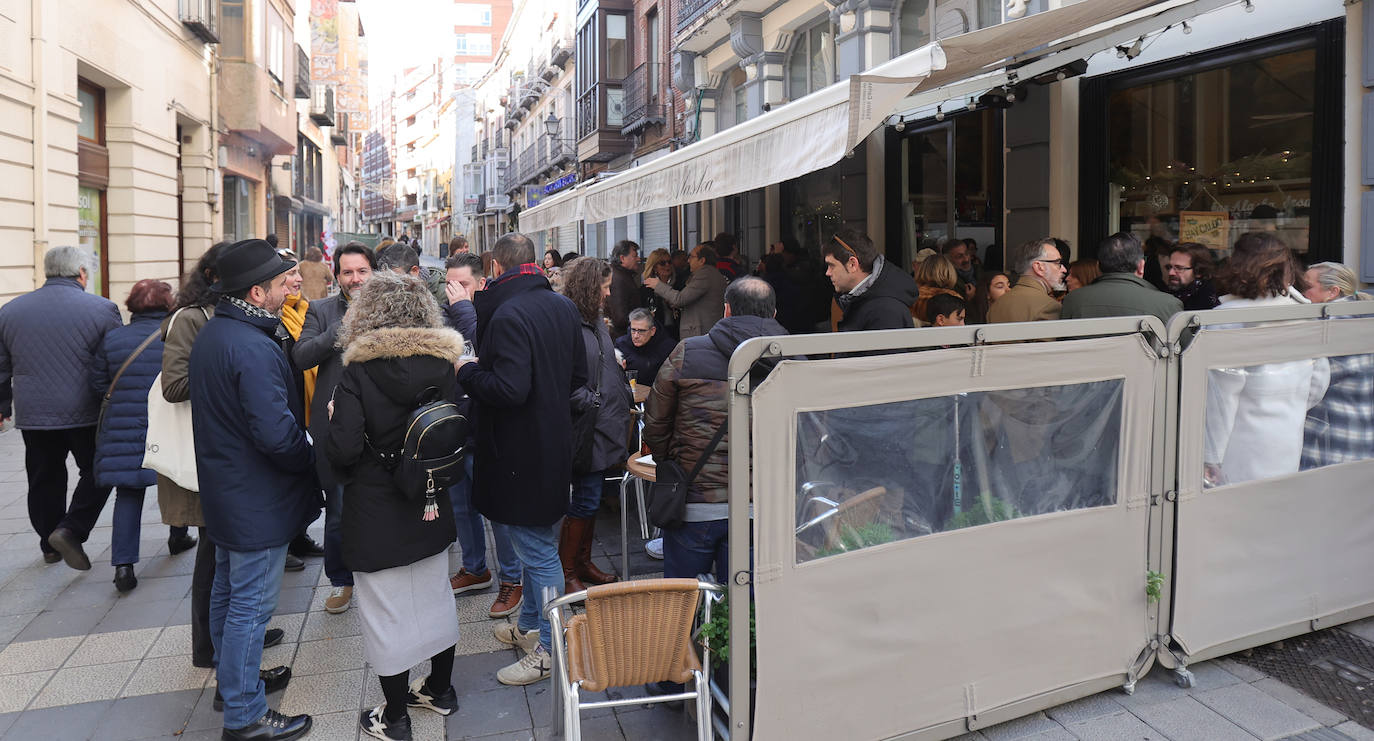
[1166,264,1194,273]
[1035,258,1067,268]
[628,327,653,335]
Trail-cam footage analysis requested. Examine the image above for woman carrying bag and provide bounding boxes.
[325,272,464,741]
[92,279,195,593]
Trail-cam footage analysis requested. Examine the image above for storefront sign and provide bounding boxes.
[77,186,103,296]
[525,185,543,209]
[1179,211,1230,252]
[543,172,577,196]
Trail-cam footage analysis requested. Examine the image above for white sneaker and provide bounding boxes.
[492,620,539,654]
[645,537,664,560]
[496,644,551,686]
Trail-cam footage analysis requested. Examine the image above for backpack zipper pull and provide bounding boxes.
[423,472,439,521]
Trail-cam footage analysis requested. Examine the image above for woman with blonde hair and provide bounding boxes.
[326,271,464,740]
[1300,261,1372,470]
[640,248,678,337]
[912,253,962,325]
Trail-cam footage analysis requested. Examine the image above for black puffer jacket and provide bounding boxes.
[326,326,462,573]
[835,260,918,332]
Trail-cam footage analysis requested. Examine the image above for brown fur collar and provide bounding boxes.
[342,327,465,365]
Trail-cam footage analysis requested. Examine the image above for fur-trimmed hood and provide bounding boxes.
[341,326,465,366]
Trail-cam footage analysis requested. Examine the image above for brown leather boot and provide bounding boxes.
[559,518,586,593]
[573,516,618,585]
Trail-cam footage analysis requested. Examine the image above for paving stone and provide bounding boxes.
[1339,618,1374,646]
[1132,695,1261,741]
[1064,710,1168,740]
[293,635,366,675]
[0,613,36,650]
[3,698,111,741]
[361,662,432,707]
[92,597,181,634]
[114,575,192,604]
[144,624,193,659]
[1251,677,1348,726]
[119,655,213,697]
[453,650,519,696]
[457,594,500,624]
[65,626,161,667]
[165,595,194,626]
[444,685,533,737]
[0,635,84,675]
[5,563,83,594]
[0,710,15,737]
[1196,681,1322,740]
[1335,721,1374,741]
[1214,656,1268,683]
[302,708,363,741]
[1044,693,1126,725]
[276,586,316,615]
[97,688,201,741]
[1115,667,1191,709]
[458,730,540,741]
[525,682,613,722]
[0,670,54,713]
[457,625,509,656]
[260,641,299,670]
[616,703,703,740]
[1186,660,1245,691]
[0,589,48,618]
[300,606,362,641]
[279,562,324,589]
[267,611,307,644]
[47,579,120,611]
[277,668,364,716]
[12,607,106,642]
[979,711,1069,740]
[411,708,448,741]
[134,553,197,578]
[29,659,138,708]
[183,686,222,732]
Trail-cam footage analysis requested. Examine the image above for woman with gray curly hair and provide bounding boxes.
[325,271,465,741]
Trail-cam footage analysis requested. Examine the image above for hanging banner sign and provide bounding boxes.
[1179,211,1230,252]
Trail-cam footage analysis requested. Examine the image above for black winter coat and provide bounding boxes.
[326,327,462,573]
[190,299,320,552]
[607,263,643,339]
[292,293,348,489]
[458,271,587,527]
[91,312,167,488]
[614,329,674,387]
[572,320,633,473]
[835,260,918,332]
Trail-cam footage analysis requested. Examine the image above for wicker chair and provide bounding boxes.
[543,578,723,740]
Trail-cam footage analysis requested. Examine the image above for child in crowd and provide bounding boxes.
[927,293,966,327]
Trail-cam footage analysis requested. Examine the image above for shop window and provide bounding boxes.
[893,0,931,57]
[77,78,108,297]
[220,0,246,59]
[1089,25,1342,259]
[788,20,834,101]
[897,109,1000,268]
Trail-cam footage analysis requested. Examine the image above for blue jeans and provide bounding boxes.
[663,519,729,585]
[111,486,187,566]
[210,543,289,729]
[568,471,606,519]
[325,486,352,587]
[504,523,562,651]
[449,456,522,582]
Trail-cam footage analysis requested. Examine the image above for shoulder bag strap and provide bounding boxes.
[104,329,163,404]
[682,419,729,487]
[588,323,605,399]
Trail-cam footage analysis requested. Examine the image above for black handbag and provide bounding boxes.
[647,420,728,530]
[571,324,606,475]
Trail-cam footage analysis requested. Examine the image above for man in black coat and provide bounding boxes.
[606,240,642,339]
[615,308,674,385]
[190,240,315,741]
[291,242,375,614]
[822,228,918,331]
[457,232,587,687]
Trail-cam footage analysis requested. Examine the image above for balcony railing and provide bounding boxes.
[515,144,539,187]
[179,0,219,43]
[576,87,597,141]
[675,0,720,33]
[620,62,667,136]
[310,86,335,127]
[294,45,310,99]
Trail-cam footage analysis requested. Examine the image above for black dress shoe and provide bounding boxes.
[263,628,284,649]
[113,564,138,593]
[168,532,198,555]
[288,533,325,558]
[47,527,91,571]
[214,666,293,711]
[221,709,311,741]
[283,554,305,572]
[42,551,61,564]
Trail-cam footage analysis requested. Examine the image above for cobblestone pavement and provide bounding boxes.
[1,427,1373,740]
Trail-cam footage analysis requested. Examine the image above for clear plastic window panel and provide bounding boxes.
[1204,353,1372,488]
[794,380,1124,563]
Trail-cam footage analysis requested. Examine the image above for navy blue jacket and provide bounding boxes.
[190,299,320,551]
[91,312,167,488]
[0,277,122,428]
[458,271,587,526]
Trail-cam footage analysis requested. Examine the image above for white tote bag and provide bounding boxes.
[142,308,202,491]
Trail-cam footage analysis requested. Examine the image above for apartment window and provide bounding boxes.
[788,20,834,101]
[220,0,246,58]
[223,176,254,242]
[646,9,660,99]
[267,5,285,82]
[454,3,492,26]
[894,0,931,56]
[77,81,104,144]
[606,14,628,80]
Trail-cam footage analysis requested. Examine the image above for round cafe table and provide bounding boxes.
[619,453,656,580]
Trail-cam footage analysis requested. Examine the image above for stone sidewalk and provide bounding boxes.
[1,425,1373,740]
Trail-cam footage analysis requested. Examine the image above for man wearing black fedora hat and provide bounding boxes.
[190,239,319,741]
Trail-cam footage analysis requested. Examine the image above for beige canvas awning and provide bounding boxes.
[520,0,1209,234]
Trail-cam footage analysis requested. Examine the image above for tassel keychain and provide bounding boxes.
[422,472,440,521]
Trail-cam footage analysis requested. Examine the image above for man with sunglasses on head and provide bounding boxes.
[987,237,1067,324]
[821,228,918,332]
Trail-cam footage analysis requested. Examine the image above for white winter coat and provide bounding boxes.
[1203,287,1331,486]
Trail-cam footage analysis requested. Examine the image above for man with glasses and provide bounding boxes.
[1163,241,1220,311]
[987,238,1067,324]
[1061,232,1182,325]
[821,228,917,331]
[616,308,674,385]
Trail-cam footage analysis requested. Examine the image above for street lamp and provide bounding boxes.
[544,111,562,139]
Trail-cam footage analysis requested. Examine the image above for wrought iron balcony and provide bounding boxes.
[620,63,667,136]
[179,0,219,44]
[674,0,722,33]
[576,87,597,141]
[294,45,311,99]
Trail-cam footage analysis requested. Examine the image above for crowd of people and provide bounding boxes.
[0,219,1367,740]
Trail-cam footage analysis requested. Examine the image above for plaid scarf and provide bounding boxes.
[487,263,545,288]
[225,295,277,320]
